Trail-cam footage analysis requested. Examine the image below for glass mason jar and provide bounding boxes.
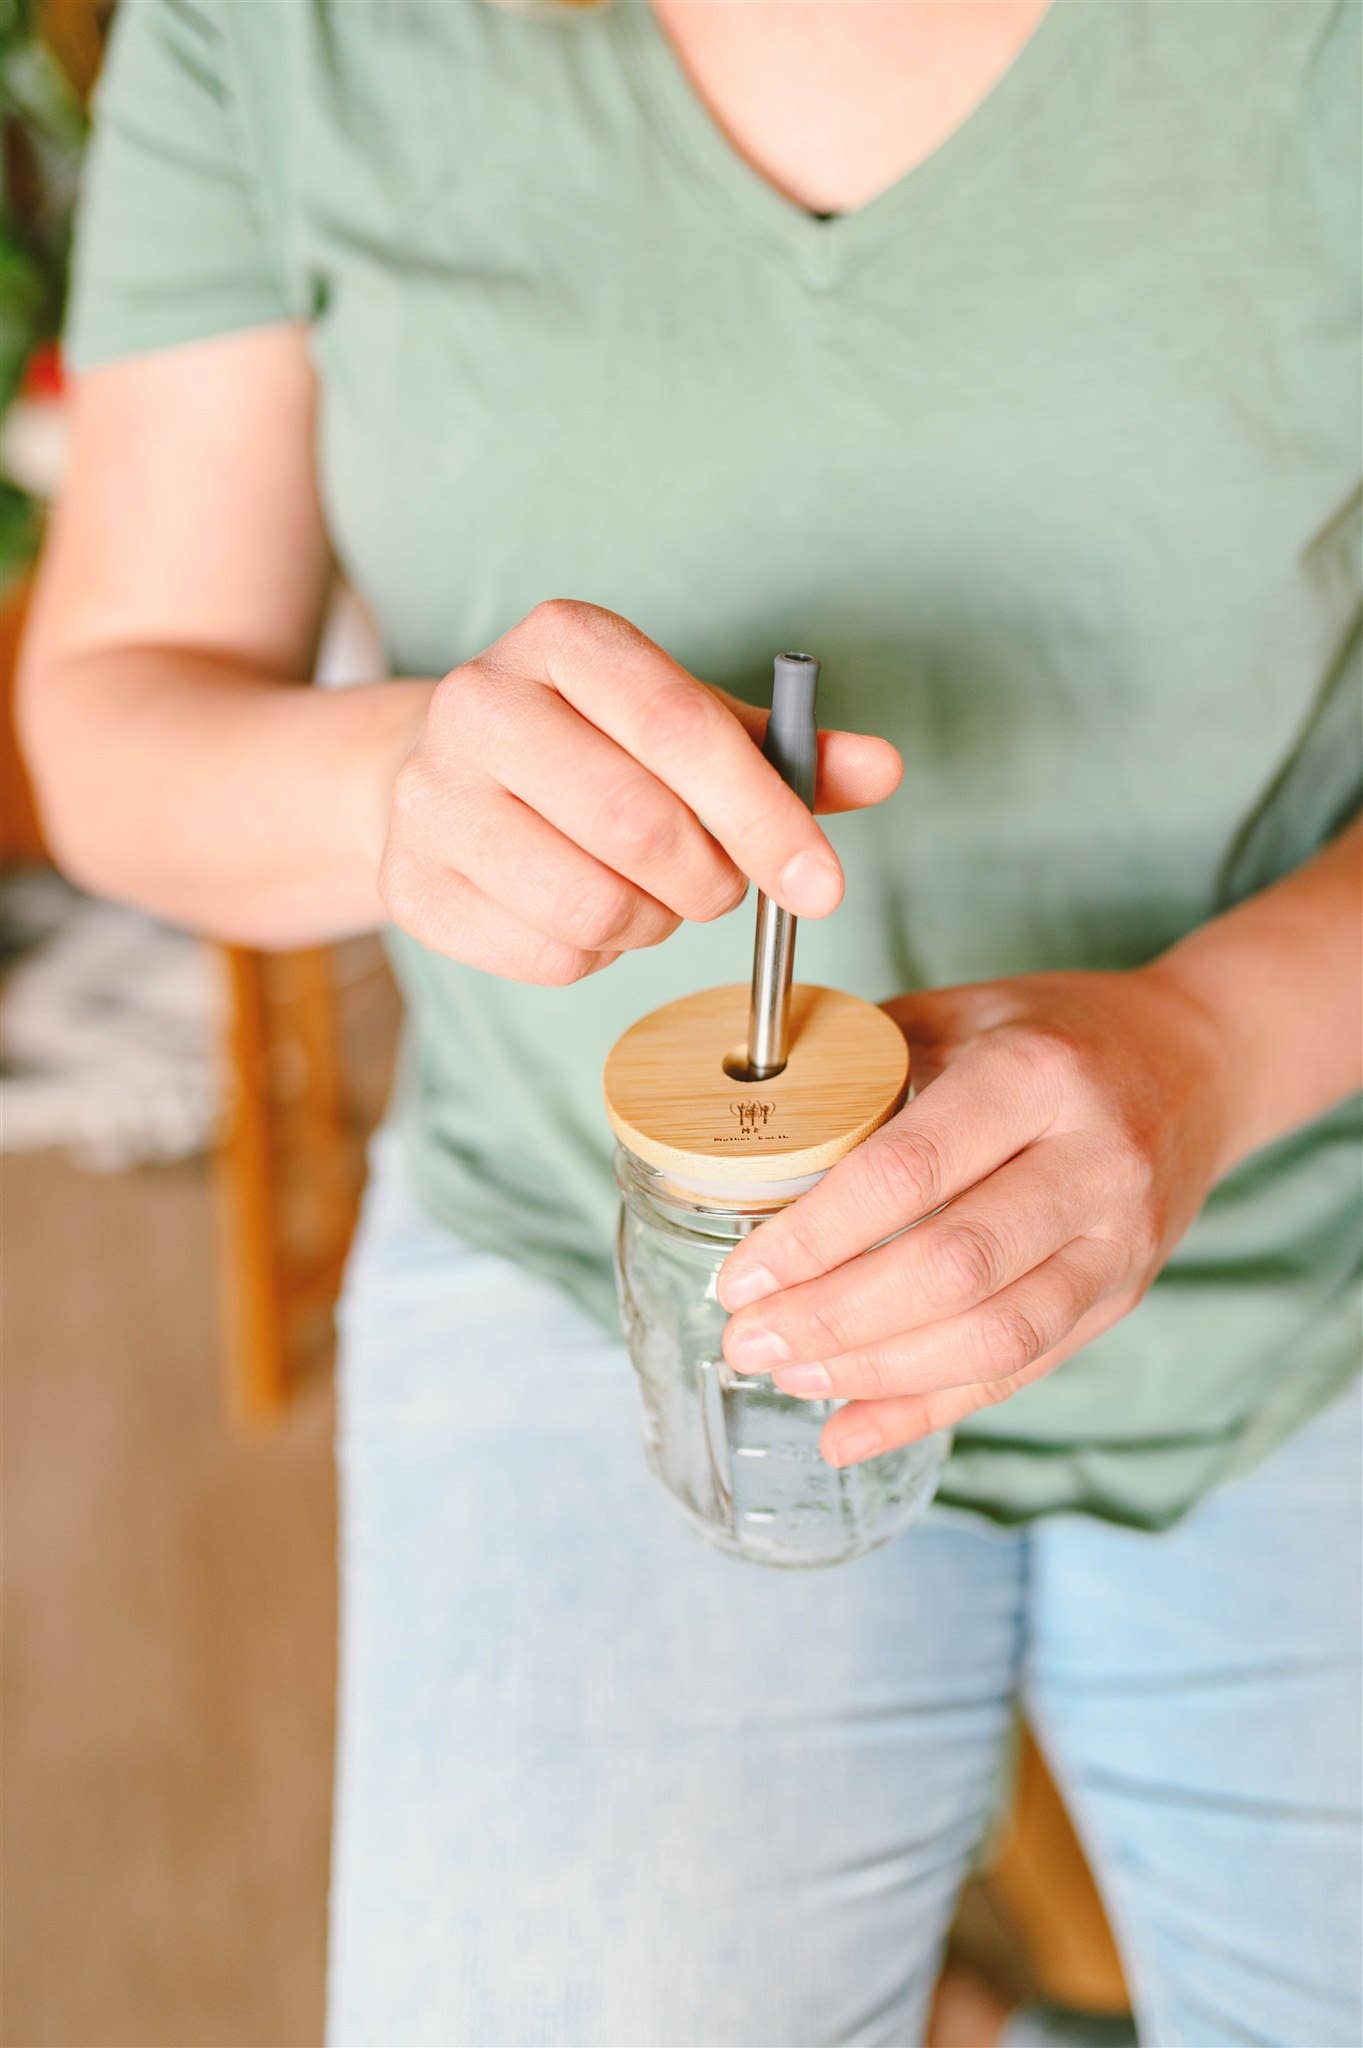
[614,1145,949,1569]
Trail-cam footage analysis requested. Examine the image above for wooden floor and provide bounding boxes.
[2,1147,337,2048]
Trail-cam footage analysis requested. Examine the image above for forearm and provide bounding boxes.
[21,644,433,947]
[1141,818,1363,1176]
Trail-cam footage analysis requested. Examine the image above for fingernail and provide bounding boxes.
[826,1425,882,1468]
[775,1363,832,1398]
[719,1262,779,1309]
[725,1325,791,1371]
[776,849,842,918]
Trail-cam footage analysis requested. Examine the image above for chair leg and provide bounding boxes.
[215,945,289,1426]
[213,942,364,1427]
[280,945,359,1285]
[989,1727,1129,2013]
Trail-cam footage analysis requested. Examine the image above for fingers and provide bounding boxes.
[718,1039,1059,1312]
[816,1239,1128,1466]
[461,670,748,922]
[378,860,617,986]
[394,601,905,980]
[448,782,683,954]
[723,1136,1106,1373]
[505,601,848,918]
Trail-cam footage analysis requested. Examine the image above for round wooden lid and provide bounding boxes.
[603,982,909,1197]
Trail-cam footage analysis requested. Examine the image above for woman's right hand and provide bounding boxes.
[376,600,902,984]
[21,340,897,964]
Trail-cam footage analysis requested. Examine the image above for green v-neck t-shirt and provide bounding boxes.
[68,0,1361,1528]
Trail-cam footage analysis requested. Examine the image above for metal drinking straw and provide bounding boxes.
[745,652,820,1081]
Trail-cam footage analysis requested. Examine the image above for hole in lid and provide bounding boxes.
[723,1046,787,1084]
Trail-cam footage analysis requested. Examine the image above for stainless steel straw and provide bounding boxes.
[745,652,820,1081]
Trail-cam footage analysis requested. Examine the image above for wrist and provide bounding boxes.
[342,677,436,876]
[1132,945,1271,1183]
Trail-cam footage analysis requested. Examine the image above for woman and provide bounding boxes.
[19,1,1361,2042]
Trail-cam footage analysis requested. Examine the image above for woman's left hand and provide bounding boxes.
[717,965,1239,1467]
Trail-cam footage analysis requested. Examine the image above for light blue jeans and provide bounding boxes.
[328,1141,1362,2048]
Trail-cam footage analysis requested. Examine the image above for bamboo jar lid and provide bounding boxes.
[604,982,909,1197]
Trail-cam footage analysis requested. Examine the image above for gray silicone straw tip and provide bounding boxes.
[765,652,819,809]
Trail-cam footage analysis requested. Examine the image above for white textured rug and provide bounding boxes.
[0,871,220,1169]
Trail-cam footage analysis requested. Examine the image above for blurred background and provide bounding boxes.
[1,4,1132,2041]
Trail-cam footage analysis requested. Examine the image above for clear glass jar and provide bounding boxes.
[614,1145,949,1569]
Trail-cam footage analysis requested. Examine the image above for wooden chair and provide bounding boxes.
[214,943,363,1425]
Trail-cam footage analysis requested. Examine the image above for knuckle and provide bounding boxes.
[594,775,679,869]
[526,937,597,987]
[376,854,426,935]
[527,596,593,642]
[1007,1023,1086,1095]
[805,1296,850,1357]
[430,661,491,737]
[1110,1125,1158,1199]
[976,1297,1048,1378]
[557,875,634,950]
[634,905,683,948]
[850,1353,895,1402]
[689,868,748,923]
[642,680,725,757]
[862,1124,948,1219]
[387,753,432,830]
[1100,1135,1162,1239]
[931,1215,1010,1302]
[909,1394,951,1436]
[779,1207,829,1275]
[528,597,635,659]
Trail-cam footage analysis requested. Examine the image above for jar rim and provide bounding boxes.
[614,1143,823,1218]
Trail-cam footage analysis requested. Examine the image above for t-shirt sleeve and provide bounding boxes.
[65,0,301,371]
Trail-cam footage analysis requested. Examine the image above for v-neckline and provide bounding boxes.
[614,0,1089,287]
